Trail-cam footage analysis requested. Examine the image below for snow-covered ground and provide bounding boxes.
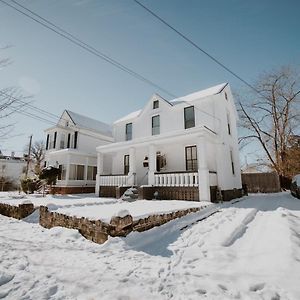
[54,200,210,222]
[0,193,209,222]
[0,192,118,207]
[1,192,300,299]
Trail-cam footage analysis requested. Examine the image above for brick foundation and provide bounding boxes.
[0,203,35,219]
[51,186,95,194]
[138,186,200,201]
[222,188,243,201]
[99,186,117,198]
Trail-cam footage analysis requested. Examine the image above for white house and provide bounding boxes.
[95,83,242,202]
[0,152,26,190]
[44,110,113,193]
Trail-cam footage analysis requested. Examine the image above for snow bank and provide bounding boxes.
[55,200,210,222]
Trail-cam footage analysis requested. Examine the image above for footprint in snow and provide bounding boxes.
[249,282,265,292]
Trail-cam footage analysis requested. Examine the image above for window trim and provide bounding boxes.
[124,155,130,175]
[230,149,235,175]
[185,145,198,171]
[184,106,195,129]
[152,115,160,135]
[153,100,159,109]
[125,123,133,141]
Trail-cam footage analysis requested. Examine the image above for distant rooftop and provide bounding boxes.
[65,110,112,137]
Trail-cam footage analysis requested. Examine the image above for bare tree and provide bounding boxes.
[239,66,300,181]
[30,140,45,175]
[0,48,29,139]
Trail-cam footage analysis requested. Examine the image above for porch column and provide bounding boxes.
[128,147,136,186]
[84,157,89,184]
[95,152,103,196]
[65,153,71,186]
[197,136,211,202]
[148,144,156,186]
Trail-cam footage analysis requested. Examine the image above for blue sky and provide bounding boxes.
[0,0,299,163]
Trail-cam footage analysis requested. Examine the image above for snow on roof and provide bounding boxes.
[65,110,112,137]
[114,109,142,124]
[114,83,228,123]
[170,83,228,104]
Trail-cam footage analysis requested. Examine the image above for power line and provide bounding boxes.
[133,0,261,95]
[0,0,176,98]
[0,0,222,125]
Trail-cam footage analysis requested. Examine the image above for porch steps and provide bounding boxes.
[122,187,139,202]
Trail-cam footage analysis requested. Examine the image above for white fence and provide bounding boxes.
[99,175,129,186]
[154,172,198,187]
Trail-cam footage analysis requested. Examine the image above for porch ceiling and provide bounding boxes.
[97,126,217,153]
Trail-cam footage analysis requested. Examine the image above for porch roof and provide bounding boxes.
[96,126,217,153]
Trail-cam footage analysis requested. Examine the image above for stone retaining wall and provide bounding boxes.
[0,203,35,219]
[39,205,205,244]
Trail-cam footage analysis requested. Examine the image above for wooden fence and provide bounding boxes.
[242,172,281,193]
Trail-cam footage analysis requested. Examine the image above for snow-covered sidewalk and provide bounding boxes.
[1,192,300,299]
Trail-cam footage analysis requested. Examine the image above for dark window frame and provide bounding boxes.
[153,100,159,109]
[230,150,235,175]
[125,123,132,141]
[124,155,130,175]
[152,115,160,135]
[184,106,195,129]
[185,145,198,171]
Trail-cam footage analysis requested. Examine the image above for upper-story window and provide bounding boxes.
[153,100,159,109]
[227,112,231,135]
[152,115,160,135]
[125,123,132,141]
[184,106,195,129]
[225,92,228,100]
[230,149,235,175]
[60,134,65,149]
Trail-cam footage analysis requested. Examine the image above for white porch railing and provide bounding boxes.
[154,171,198,187]
[99,175,129,186]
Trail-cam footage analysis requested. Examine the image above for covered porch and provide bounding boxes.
[96,127,219,201]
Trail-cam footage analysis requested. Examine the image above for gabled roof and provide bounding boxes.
[114,83,228,124]
[170,83,228,105]
[64,110,112,137]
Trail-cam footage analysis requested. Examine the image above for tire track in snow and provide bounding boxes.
[222,208,258,247]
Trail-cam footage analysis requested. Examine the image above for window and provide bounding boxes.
[124,155,130,175]
[185,145,197,171]
[74,131,78,149]
[152,115,160,135]
[53,131,57,149]
[58,164,66,180]
[46,134,49,150]
[230,150,235,175]
[153,100,159,109]
[87,166,97,180]
[225,92,228,100]
[184,106,195,129]
[125,123,132,141]
[227,112,231,135]
[69,164,84,180]
[67,133,71,148]
[60,134,65,149]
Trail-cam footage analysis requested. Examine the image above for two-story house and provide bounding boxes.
[95,83,242,202]
[44,110,113,193]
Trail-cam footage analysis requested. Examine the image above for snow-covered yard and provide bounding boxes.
[0,193,209,222]
[1,192,300,299]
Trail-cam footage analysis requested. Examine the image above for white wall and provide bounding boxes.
[0,159,26,184]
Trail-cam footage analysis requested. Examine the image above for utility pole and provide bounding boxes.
[25,135,33,178]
